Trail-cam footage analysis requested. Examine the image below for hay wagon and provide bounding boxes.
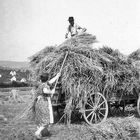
[50,86,140,126]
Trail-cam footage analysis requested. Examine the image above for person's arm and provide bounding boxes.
[43,73,60,95]
[43,87,54,94]
[77,24,87,32]
[43,86,55,94]
[48,73,61,84]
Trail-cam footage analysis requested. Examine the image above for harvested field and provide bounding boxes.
[0,88,140,140]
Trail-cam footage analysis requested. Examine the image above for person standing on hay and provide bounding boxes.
[65,16,87,39]
[34,72,61,139]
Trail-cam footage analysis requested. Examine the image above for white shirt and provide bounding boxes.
[66,23,82,37]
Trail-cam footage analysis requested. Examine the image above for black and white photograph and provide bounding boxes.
[0,0,140,139]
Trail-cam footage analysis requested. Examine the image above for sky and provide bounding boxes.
[0,0,140,61]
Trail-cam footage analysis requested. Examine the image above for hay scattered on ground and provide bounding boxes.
[1,117,140,140]
[48,117,140,140]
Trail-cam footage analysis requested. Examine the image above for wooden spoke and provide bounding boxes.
[99,111,105,117]
[97,101,105,108]
[85,109,94,112]
[87,110,94,119]
[94,113,97,123]
[99,108,106,110]
[86,102,94,108]
[97,113,101,122]
[90,112,95,123]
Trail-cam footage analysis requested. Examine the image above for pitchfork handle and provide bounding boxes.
[52,51,68,97]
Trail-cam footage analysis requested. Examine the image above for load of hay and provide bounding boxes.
[27,33,140,124]
[98,47,140,99]
[127,49,140,81]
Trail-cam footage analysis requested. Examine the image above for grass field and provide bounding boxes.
[0,88,140,140]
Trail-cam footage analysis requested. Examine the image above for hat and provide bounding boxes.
[68,17,74,21]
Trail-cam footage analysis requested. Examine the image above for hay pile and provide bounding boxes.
[99,47,140,98]
[47,117,140,140]
[127,49,140,81]
[128,49,140,72]
[28,33,140,123]
[29,45,56,67]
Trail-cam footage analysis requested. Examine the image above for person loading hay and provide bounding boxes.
[34,72,61,139]
[65,16,87,38]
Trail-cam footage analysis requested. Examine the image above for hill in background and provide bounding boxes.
[0,61,30,83]
[0,61,29,69]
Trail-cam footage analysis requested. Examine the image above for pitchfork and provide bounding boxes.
[51,51,69,98]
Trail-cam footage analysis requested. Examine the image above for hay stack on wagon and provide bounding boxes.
[128,49,140,80]
[99,47,140,98]
[28,33,140,124]
[29,34,114,99]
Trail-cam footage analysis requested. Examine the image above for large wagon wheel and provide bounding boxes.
[83,92,108,125]
[137,95,140,116]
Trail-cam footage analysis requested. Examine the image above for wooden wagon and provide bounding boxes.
[50,86,140,126]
